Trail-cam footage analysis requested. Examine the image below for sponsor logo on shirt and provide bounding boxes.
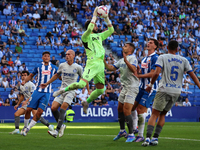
[42,70,51,75]
[141,63,148,68]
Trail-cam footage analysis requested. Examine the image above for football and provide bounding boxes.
[97,6,108,18]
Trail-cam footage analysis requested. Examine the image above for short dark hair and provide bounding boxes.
[168,40,178,51]
[85,20,91,30]
[150,38,159,50]
[126,42,135,53]
[22,70,29,76]
[69,105,72,109]
[42,51,51,56]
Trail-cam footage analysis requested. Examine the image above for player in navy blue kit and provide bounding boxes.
[21,51,57,136]
[131,39,160,142]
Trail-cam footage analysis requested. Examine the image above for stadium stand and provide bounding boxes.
[0,0,200,107]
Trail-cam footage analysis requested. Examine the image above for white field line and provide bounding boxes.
[0,132,200,142]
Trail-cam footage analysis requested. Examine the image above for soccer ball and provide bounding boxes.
[97,6,108,18]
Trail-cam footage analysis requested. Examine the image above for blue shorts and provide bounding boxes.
[135,88,156,108]
[27,90,50,111]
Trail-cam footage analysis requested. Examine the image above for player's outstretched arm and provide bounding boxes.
[188,71,200,89]
[99,16,114,41]
[40,73,60,89]
[14,94,24,110]
[22,73,34,85]
[146,66,161,93]
[81,7,98,42]
[104,57,117,71]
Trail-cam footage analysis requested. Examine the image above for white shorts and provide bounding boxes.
[118,86,139,105]
[54,91,75,105]
[20,104,27,110]
[153,91,180,112]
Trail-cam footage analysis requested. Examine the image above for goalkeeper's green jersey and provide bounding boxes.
[81,23,114,66]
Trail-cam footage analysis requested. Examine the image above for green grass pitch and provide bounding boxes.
[0,122,200,150]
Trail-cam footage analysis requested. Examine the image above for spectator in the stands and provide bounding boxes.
[15,56,21,68]
[15,42,23,55]
[55,36,63,47]
[62,36,70,47]
[50,35,55,46]
[183,98,191,107]
[5,48,12,60]
[8,16,17,26]
[4,98,10,106]
[119,40,124,48]
[53,11,60,21]
[59,47,67,59]
[32,10,41,21]
[10,76,17,89]
[1,55,8,66]
[36,35,43,46]
[8,57,13,67]
[47,11,53,21]
[11,27,19,37]
[75,53,82,63]
[79,87,88,102]
[35,20,45,29]
[107,35,114,43]
[0,26,4,35]
[108,88,118,101]
[41,10,47,21]
[43,36,50,46]
[18,26,26,37]
[28,19,35,28]
[8,33,15,45]
[19,63,28,72]
[3,5,11,16]
[50,56,59,67]
[0,1,6,12]
[8,89,17,106]
[2,77,9,89]
[52,23,59,34]
[75,37,82,47]
[70,37,77,46]
[0,96,4,106]
[2,64,9,75]
[10,63,17,76]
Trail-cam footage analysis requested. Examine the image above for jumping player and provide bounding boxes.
[53,7,114,114]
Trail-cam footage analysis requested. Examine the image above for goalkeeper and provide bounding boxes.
[53,7,114,113]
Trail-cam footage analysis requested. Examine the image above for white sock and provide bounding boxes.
[131,110,138,130]
[27,120,37,130]
[129,133,134,136]
[24,119,30,128]
[138,113,146,137]
[120,129,125,132]
[15,129,19,131]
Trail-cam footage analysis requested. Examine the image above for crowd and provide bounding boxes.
[0,0,200,107]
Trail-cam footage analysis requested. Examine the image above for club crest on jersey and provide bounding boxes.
[42,70,51,75]
[25,87,28,90]
[49,67,52,70]
[73,69,77,73]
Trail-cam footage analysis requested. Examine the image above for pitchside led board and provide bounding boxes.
[0,106,200,123]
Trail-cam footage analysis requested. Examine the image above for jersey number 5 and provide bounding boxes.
[170,66,179,81]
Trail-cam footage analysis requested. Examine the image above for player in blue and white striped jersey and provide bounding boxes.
[21,51,58,136]
[131,39,160,142]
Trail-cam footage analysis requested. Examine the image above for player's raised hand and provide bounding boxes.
[21,81,25,86]
[146,85,152,93]
[123,52,128,60]
[14,104,19,110]
[93,7,98,17]
[40,83,48,89]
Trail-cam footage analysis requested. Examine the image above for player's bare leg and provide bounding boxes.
[131,101,139,134]
[48,102,68,138]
